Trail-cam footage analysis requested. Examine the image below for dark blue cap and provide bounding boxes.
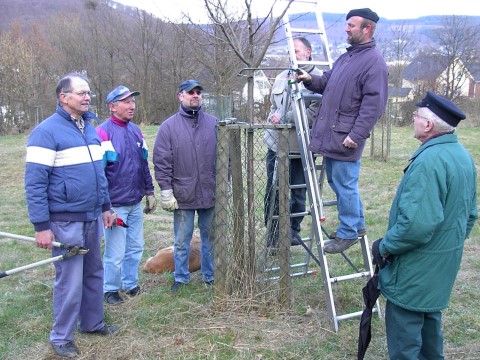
[178,80,203,93]
[416,91,466,127]
[106,85,140,104]
[346,8,379,23]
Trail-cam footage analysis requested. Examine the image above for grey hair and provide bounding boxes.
[424,108,456,132]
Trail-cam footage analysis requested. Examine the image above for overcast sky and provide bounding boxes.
[115,0,479,22]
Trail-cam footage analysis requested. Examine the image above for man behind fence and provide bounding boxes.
[153,79,218,292]
[263,37,322,250]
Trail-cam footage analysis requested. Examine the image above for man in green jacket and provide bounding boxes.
[372,91,478,359]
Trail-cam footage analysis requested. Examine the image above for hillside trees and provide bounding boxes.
[0,24,59,132]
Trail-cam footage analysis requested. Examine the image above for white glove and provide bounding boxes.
[160,189,178,212]
[144,194,157,214]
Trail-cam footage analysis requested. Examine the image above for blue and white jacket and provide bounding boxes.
[96,116,154,207]
[25,106,111,231]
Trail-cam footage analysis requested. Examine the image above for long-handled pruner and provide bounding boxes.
[0,231,89,279]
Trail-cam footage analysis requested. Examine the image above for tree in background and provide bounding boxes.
[432,15,480,100]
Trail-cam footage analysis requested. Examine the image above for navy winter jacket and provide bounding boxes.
[306,40,388,161]
[153,106,217,209]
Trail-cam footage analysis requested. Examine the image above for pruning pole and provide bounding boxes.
[0,231,64,248]
[0,254,67,279]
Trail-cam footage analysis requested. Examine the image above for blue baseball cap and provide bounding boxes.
[106,85,140,104]
[178,80,203,93]
[416,91,466,127]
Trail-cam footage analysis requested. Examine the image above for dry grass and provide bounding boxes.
[0,125,479,359]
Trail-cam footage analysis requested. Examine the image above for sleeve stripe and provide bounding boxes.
[26,146,56,166]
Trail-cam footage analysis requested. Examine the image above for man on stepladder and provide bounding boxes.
[296,8,388,253]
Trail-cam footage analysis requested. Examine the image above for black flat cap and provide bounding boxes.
[346,8,379,23]
[416,91,466,127]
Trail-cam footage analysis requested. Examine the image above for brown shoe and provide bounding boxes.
[328,229,366,239]
[324,237,359,254]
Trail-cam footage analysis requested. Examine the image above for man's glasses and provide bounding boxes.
[412,112,430,122]
[186,90,202,95]
[64,91,92,98]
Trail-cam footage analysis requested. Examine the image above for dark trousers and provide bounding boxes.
[385,301,444,360]
[264,149,306,245]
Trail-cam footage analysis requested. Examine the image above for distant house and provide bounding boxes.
[401,54,474,98]
[388,87,413,103]
[465,63,480,98]
[242,70,271,103]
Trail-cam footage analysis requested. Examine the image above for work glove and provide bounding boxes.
[160,189,178,212]
[144,194,157,214]
[372,238,392,269]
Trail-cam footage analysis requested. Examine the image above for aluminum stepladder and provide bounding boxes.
[280,0,381,333]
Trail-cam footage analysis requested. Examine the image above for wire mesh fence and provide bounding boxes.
[213,121,301,310]
[212,108,391,318]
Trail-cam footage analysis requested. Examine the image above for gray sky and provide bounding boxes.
[115,0,479,22]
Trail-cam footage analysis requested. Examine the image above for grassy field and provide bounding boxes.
[0,125,479,359]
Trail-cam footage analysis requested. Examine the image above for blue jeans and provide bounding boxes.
[264,149,307,238]
[324,157,365,239]
[173,207,215,283]
[50,218,106,345]
[103,202,144,292]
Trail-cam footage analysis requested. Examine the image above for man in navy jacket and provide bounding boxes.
[296,8,388,253]
[153,80,218,292]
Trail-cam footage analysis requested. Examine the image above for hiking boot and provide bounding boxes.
[328,229,367,239]
[51,341,79,358]
[104,291,124,305]
[171,281,186,292]
[291,231,303,246]
[203,280,214,286]
[324,237,359,254]
[125,285,141,296]
[82,324,119,336]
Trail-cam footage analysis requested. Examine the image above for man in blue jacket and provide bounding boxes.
[296,8,388,253]
[153,80,218,292]
[372,92,478,359]
[97,86,157,305]
[25,73,118,358]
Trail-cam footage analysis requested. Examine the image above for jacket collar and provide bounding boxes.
[56,105,99,123]
[347,39,376,54]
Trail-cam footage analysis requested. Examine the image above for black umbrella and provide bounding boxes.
[357,265,381,360]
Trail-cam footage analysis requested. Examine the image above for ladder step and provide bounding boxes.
[297,60,331,67]
[288,27,325,35]
[329,271,371,283]
[336,307,380,322]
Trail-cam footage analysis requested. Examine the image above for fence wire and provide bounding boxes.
[214,122,297,310]
[212,111,391,315]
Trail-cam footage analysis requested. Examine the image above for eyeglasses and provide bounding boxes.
[186,90,202,95]
[64,91,92,98]
[412,112,430,122]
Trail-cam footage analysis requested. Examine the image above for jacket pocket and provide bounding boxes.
[173,177,196,203]
[329,113,356,155]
